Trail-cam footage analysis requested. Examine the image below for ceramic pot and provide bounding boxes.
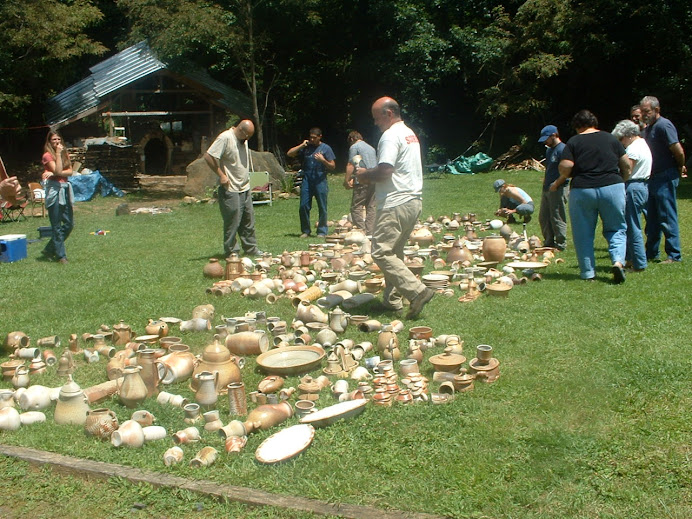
[183,403,201,424]
[17,384,53,411]
[163,446,185,466]
[158,348,196,385]
[16,347,40,359]
[218,401,293,438]
[227,382,247,416]
[192,339,243,393]
[0,407,21,431]
[1,359,24,381]
[190,446,218,467]
[145,319,168,338]
[399,359,419,377]
[328,308,348,333]
[111,320,134,346]
[85,408,119,440]
[19,411,46,425]
[192,304,215,321]
[377,326,399,354]
[0,390,15,409]
[54,376,90,425]
[28,358,47,375]
[482,235,507,263]
[136,349,163,397]
[111,419,145,448]
[295,301,328,325]
[118,365,148,408]
[225,435,248,454]
[225,331,270,356]
[131,410,156,426]
[203,258,225,279]
[11,366,30,389]
[173,426,201,445]
[156,391,189,408]
[4,331,30,352]
[477,344,493,363]
[194,371,219,409]
[315,328,338,347]
[203,410,223,432]
[143,425,167,442]
[180,318,211,332]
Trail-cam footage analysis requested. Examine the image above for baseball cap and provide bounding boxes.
[538,125,557,143]
[493,179,505,192]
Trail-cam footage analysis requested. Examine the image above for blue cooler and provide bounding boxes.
[0,234,28,263]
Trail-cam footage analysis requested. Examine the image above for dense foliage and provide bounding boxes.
[1,0,691,160]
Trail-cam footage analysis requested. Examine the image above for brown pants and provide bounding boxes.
[350,183,376,234]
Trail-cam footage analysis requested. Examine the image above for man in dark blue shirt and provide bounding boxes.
[538,125,568,250]
[287,128,335,238]
[640,96,685,263]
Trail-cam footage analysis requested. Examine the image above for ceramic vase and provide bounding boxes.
[203,258,225,279]
[163,446,185,466]
[482,235,507,263]
[0,407,21,431]
[194,371,219,409]
[190,446,218,467]
[111,420,145,448]
[118,365,148,409]
[218,401,293,438]
[84,408,119,440]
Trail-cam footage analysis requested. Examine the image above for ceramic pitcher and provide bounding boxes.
[118,365,148,408]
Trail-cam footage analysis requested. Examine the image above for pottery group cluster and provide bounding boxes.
[1,288,501,465]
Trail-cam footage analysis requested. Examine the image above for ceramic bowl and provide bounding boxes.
[409,326,433,340]
[256,346,326,376]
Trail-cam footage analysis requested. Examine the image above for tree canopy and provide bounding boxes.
[1,0,690,161]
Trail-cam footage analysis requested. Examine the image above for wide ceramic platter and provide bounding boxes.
[256,346,326,376]
[505,261,549,270]
[255,424,315,464]
[299,399,367,428]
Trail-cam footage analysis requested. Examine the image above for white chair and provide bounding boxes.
[249,171,272,206]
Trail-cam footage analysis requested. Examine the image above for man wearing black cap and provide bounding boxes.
[538,125,568,250]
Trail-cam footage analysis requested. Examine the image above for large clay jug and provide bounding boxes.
[482,235,507,263]
[118,365,148,408]
[191,338,243,393]
[218,401,293,438]
[54,376,90,425]
[194,371,219,409]
[136,349,163,397]
[112,320,134,346]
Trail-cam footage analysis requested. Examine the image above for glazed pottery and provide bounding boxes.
[399,359,419,377]
[158,348,195,385]
[11,366,30,389]
[54,376,90,425]
[429,350,466,373]
[258,376,284,394]
[183,403,201,424]
[225,331,270,356]
[218,401,294,438]
[84,378,122,404]
[299,399,367,428]
[377,326,399,354]
[0,407,21,431]
[4,331,30,352]
[358,319,382,333]
[112,320,135,346]
[294,400,316,419]
[191,338,243,393]
[203,258,225,279]
[256,346,326,376]
[131,410,156,426]
[350,366,372,381]
[190,446,218,467]
[143,425,167,442]
[1,359,24,381]
[28,357,47,375]
[16,347,40,359]
[118,365,148,409]
[180,318,211,332]
[19,411,46,425]
[482,235,507,263]
[194,371,219,409]
[255,424,316,464]
[136,349,163,397]
[17,384,53,411]
[477,344,493,362]
[227,382,247,416]
[173,426,201,445]
[225,435,248,454]
[43,349,57,366]
[84,408,119,440]
[192,304,215,321]
[145,319,168,338]
[203,410,223,432]
[164,446,185,466]
[111,419,145,448]
[157,391,189,408]
[0,390,15,409]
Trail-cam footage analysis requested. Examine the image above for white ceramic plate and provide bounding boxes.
[421,274,448,282]
[505,261,549,270]
[255,424,315,464]
[299,399,367,428]
[159,317,181,324]
[133,334,160,342]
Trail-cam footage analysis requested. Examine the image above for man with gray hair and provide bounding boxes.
[355,96,434,319]
[612,119,652,271]
[639,96,685,263]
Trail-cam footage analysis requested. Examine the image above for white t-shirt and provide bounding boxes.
[375,121,423,209]
[206,128,250,192]
[626,137,652,181]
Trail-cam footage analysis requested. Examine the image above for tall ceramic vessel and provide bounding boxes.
[218,401,293,438]
[54,376,90,425]
[482,235,507,263]
[118,365,148,408]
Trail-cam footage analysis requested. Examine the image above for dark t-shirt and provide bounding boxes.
[643,116,679,174]
[544,141,566,189]
[561,131,626,189]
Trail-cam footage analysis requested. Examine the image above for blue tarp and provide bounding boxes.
[70,170,124,202]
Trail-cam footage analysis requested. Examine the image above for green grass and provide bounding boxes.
[0,170,691,518]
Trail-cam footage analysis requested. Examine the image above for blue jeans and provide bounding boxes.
[625,181,648,270]
[645,167,681,261]
[569,183,626,279]
[501,196,534,216]
[44,180,74,260]
[299,175,328,236]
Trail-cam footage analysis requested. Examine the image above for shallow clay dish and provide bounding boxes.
[485,283,512,297]
[255,424,315,464]
[159,317,181,324]
[256,346,325,376]
[133,334,160,343]
[505,261,548,270]
[299,399,367,428]
[429,351,466,372]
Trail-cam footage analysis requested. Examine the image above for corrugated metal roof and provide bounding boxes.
[46,41,251,127]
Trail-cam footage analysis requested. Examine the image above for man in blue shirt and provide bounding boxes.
[287,127,335,238]
[537,125,568,250]
[640,96,686,263]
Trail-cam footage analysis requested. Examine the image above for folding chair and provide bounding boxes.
[0,156,27,222]
[249,171,273,206]
[28,182,46,217]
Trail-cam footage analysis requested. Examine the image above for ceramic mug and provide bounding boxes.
[294,400,316,419]
[350,366,373,381]
[373,360,393,374]
[364,356,381,370]
[331,379,349,395]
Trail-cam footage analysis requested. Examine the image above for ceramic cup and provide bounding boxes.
[163,446,184,466]
[399,359,419,377]
[331,379,349,395]
[350,366,373,381]
[373,360,394,374]
[364,356,381,370]
[294,400,316,419]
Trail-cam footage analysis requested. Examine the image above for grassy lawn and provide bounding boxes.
[0,169,690,518]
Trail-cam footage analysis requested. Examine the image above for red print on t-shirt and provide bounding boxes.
[405,135,419,144]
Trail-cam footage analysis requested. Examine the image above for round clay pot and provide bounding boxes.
[482,235,507,263]
[203,258,225,279]
[111,419,145,448]
[0,407,21,431]
[85,408,119,440]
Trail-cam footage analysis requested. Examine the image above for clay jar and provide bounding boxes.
[192,338,243,393]
[224,331,270,356]
[194,371,219,409]
[0,407,21,431]
[4,331,30,353]
[118,365,148,408]
[111,320,134,346]
[54,376,89,426]
[446,239,473,264]
[111,419,144,448]
[144,319,168,338]
[377,325,399,354]
[84,408,119,440]
[482,235,507,263]
[203,258,225,279]
[218,401,293,438]
[136,349,162,397]
[157,345,195,385]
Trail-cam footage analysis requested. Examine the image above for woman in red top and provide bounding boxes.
[41,130,74,263]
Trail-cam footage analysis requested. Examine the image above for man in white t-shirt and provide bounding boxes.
[355,97,434,319]
[204,119,261,258]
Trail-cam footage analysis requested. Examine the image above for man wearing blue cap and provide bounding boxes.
[538,125,568,250]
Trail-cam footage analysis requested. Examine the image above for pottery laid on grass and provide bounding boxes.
[54,376,90,426]
[118,365,149,409]
[191,338,244,393]
[84,408,119,440]
[482,235,507,263]
[218,401,294,438]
